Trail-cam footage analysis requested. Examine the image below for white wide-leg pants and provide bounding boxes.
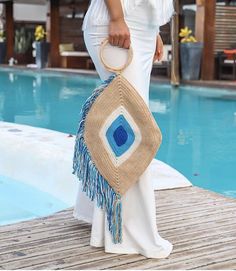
[73,4,174,258]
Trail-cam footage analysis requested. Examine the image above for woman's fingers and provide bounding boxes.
[109,33,130,48]
[109,34,130,49]
[118,34,125,48]
[123,38,130,49]
[112,35,119,46]
[118,34,130,49]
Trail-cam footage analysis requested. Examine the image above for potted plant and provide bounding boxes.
[34,25,50,68]
[14,27,34,64]
[0,27,6,64]
[179,26,203,80]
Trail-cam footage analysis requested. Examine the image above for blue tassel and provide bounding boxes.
[72,73,123,244]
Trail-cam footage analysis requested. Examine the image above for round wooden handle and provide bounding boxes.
[99,37,133,74]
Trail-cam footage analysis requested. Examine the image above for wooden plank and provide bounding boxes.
[157,200,236,217]
[194,258,236,269]
[0,236,92,263]
[0,227,91,250]
[0,234,91,257]
[0,208,87,233]
[0,225,90,244]
[154,247,236,270]
[0,215,79,233]
[165,221,236,238]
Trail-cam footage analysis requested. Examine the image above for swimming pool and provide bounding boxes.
[0,68,236,200]
[0,174,68,226]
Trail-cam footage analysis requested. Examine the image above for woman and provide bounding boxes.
[73,0,175,258]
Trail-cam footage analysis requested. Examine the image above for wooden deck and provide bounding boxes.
[0,186,236,270]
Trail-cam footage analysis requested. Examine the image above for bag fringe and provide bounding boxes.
[72,73,122,244]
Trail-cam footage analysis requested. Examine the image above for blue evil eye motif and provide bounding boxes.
[106,114,135,157]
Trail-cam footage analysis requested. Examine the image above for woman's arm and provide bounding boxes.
[104,0,131,49]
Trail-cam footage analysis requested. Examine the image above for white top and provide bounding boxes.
[82,0,175,31]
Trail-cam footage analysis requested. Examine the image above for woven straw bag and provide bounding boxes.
[72,37,162,244]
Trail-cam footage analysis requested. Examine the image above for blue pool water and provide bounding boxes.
[0,174,68,226]
[0,68,236,201]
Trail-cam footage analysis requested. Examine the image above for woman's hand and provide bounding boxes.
[108,17,131,49]
[153,34,164,63]
[104,0,130,49]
